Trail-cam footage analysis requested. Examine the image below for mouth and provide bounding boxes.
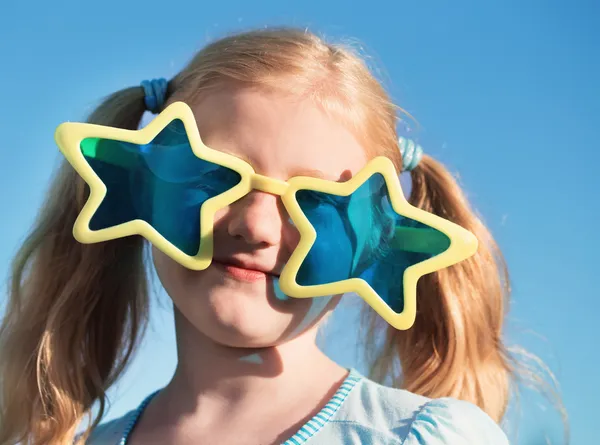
[212,260,278,283]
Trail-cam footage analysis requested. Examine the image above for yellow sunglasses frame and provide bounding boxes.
[55,101,478,330]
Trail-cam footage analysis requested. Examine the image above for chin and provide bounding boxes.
[170,283,294,348]
[205,289,297,346]
[210,329,283,349]
[192,314,293,350]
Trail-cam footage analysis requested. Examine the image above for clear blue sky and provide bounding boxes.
[1,1,597,443]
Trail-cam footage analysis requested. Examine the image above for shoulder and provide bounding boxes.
[76,409,136,445]
[402,397,509,445]
[336,370,430,431]
[335,371,508,444]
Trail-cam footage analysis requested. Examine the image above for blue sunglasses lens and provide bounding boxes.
[295,174,450,313]
[80,119,242,256]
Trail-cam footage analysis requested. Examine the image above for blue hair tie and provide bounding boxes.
[398,137,423,172]
[141,78,168,113]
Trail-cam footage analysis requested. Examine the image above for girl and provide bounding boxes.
[0,27,548,444]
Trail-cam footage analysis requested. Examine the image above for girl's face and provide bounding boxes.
[153,86,368,348]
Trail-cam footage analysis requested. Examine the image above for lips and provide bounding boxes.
[212,257,280,282]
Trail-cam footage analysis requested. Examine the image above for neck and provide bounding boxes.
[158,307,347,421]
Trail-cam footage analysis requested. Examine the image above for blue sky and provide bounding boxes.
[1,0,598,443]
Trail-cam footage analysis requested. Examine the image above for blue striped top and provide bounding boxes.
[83,368,509,444]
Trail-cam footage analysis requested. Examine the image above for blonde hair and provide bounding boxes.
[0,27,566,444]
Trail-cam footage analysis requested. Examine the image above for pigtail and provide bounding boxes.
[364,154,513,422]
[0,86,154,444]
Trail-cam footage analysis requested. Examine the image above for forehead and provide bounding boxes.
[185,87,368,181]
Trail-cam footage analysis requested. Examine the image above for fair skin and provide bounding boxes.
[129,86,368,445]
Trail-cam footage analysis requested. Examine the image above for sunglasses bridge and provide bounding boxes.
[248,173,291,196]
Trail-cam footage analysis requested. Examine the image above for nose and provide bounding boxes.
[227,191,284,247]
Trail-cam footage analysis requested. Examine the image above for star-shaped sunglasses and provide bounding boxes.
[54,101,478,330]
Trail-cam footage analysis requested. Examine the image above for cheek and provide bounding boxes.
[213,206,228,226]
[152,246,216,305]
[281,221,301,253]
[152,246,187,298]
